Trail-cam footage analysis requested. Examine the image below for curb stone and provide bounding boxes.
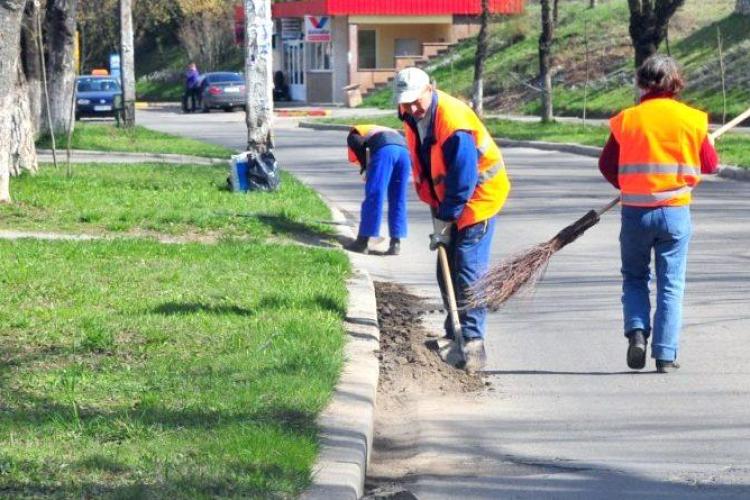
[297,122,747,182]
[301,196,380,500]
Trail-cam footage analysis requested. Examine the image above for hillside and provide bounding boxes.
[364,0,750,121]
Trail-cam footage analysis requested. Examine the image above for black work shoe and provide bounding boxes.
[626,329,647,370]
[463,338,487,372]
[345,236,369,254]
[386,238,401,256]
[656,360,680,373]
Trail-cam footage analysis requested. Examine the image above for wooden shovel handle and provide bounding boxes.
[437,245,463,348]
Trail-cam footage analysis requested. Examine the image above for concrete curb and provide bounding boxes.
[37,149,228,166]
[297,122,749,182]
[300,194,379,500]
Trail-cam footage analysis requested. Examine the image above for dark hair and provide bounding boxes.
[636,55,685,94]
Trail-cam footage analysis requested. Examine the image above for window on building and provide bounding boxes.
[358,30,376,69]
[307,41,332,71]
[395,39,420,57]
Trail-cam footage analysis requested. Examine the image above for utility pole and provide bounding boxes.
[245,0,274,153]
[120,0,135,127]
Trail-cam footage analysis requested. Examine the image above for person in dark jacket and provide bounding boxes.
[184,63,201,112]
[598,55,719,373]
[346,125,411,256]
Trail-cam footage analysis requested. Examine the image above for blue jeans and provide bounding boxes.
[437,217,495,340]
[620,205,692,362]
[358,145,410,239]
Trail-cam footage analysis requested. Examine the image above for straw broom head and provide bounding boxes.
[466,208,602,311]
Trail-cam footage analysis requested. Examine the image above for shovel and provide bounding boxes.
[436,242,466,368]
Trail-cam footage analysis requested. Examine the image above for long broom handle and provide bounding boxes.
[438,245,464,348]
[596,104,750,218]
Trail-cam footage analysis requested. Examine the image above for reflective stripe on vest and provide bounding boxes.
[619,163,700,176]
[610,98,707,208]
[620,186,693,205]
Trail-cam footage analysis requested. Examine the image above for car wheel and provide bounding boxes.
[75,113,81,121]
[223,106,233,112]
[202,105,210,113]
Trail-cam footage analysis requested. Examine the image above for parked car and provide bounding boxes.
[198,72,246,112]
[75,75,122,120]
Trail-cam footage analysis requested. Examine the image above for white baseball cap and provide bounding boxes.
[393,67,431,104]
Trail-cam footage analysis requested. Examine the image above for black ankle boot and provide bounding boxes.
[626,329,647,370]
[346,236,369,254]
[386,238,401,256]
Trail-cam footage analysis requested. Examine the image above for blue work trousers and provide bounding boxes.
[437,217,496,340]
[620,205,692,362]
[358,145,410,239]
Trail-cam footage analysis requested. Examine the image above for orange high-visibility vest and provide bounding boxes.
[347,124,394,165]
[610,98,708,207]
[403,90,511,229]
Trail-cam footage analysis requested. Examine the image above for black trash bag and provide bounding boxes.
[246,151,281,192]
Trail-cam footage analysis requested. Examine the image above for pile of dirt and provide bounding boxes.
[374,281,484,395]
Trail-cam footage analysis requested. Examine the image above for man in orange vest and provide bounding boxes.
[599,55,719,373]
[345,125,411,255]
[394,67,511,371]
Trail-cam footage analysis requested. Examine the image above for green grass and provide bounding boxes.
[0,163,333,239]
[136,78,184,102]
[318,116,750,168]
[363,0,749,122]
[36,122,234,159]
[0,237,349,498]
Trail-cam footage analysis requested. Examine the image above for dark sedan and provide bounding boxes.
[199,72,246,112]
[75,76,122,120]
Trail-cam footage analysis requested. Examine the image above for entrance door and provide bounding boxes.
[283,40,305,101]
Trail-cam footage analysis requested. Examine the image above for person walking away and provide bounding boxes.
[395,67,511,371]
[345,124,411,256]
[184,63,201,112]
[598,55,719,373]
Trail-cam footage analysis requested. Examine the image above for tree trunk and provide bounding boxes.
[245,0,273,153]
[44,0,78,137]
[627,0,685,69]
[539,0,554,122]
[1,0,32,203]
[737,0,750,14]
[21,0,42,136]
[553,0,560,25]
[120,0,136,127]
[471,0,490,116]
[590,0,597,7]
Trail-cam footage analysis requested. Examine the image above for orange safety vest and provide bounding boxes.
[347,124,394,165]
[403,90,510,229]
[610,98,707,207]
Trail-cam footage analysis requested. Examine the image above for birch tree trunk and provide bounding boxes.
[471,0,490,116]
[1,0,33,203]
[21,0,42,135]
[245,0,273,153]
[43,0,78,136]
[737,0,750,15]
[539,0,555,122]
[120,0,136,127]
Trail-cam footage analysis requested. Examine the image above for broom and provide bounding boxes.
[467,105,750,311]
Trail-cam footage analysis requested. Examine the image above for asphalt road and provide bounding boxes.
[139,109,750,499]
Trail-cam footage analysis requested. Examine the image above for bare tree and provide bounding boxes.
[737,0,750,14]
[1,0,39,203]
[627,0,685,69]
[245,0,273,153]
[539,0,555,122]
[553,0,560,25]
[120,0,136,127]
[43,0,78,136]
[471,0,490,116]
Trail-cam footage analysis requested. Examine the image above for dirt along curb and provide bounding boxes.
[36,149,229,166]
[300,197,380,500]
[297,121,748,182]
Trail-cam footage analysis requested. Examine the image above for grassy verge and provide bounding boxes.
[0,163,333,240]
[318,116,750,168]
[0,237,348,498]
[36,122,234,159]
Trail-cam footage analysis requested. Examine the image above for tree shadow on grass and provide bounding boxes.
[256,213,338,247]
[152,302,256,316]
